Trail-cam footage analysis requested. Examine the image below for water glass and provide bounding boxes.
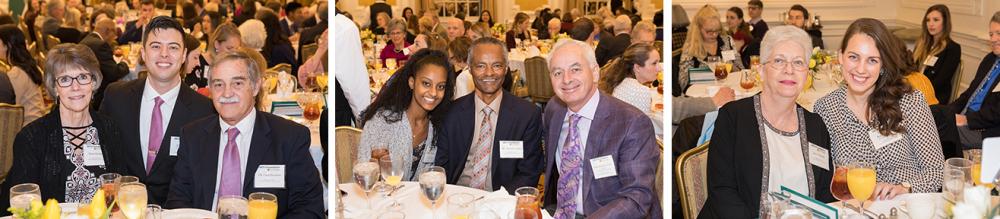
[9,183,41,211]
[944,158,973,184]
[944,169,966,202]
[217,195,249,219]
[146,204,163,219]
[447,193,474,219]
[118,182,148,219]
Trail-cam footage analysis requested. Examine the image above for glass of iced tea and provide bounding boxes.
[513,187,541,219]
[714,63,729,81]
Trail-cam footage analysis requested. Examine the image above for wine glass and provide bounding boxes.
[846,162,876,213]
[217,195,248,219]
[750,55,761,70]
[146,204,163,219]
[248,192,278,219]
[447,193,474,219]
[514,187,542,219]
[379,155,405,209]
[705,56,721,71]
[315,72,329,93]
[9,183,40,212]
[118,182,148,219]
[354,161,381,210]
[419,166,446,218]
[829,163,852,210]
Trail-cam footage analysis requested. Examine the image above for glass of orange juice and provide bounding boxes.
[846,162,876,212]
[248,192,278,219]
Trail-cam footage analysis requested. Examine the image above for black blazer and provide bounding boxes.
[922,40,962,104]
[807,29,825,49]
[99,78,215,205]
[950,53,1000,138]
[80,32,130,110]
[166,111,325,218]
[118,20,142,44]
[435,91,544,193]
[0,109,126,215]
[266,42,298,76]
[595,33,632,66]
[699,97,836,218]
[750,20,769,40]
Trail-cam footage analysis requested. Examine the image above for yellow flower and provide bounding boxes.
[41,199,60,219]
[809,59,817,69]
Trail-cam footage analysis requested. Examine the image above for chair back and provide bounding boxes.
[524,56,554,103]
[0,104,24,183]
[301,43,319,62]
[334,126,361,184]
[269,63,293,75]
[675,141,710,219]
[951,60,964,102]
[44,35,60,52]
[18,21,30,45]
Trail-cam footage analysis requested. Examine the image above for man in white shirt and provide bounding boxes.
[333,11,371,126]
[100,16,215,205]
[166,48,324,217]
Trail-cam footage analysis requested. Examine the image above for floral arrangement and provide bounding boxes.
[809,47,833,72]
[551,33,570,43]
[492,23,507,38]
[951,186,1000,219]
[360,29,375,43]
[9,190,115,219]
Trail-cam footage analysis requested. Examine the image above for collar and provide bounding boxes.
[570,90,600,121]
[474,90,503,113]
[142,79,182,103]
[92,31,103,40]
[219,109,257,134]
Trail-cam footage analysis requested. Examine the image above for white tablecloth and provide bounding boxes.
[685,70,841,112]
[338,182,553,219]
[508,46,544,82]
[825,193,1000,218]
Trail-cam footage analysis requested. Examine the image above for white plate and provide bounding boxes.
[163,208,216,219]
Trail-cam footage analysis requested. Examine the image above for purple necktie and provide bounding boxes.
[219,127,242,198]
[146,97,164,174]
[556,114,583,219]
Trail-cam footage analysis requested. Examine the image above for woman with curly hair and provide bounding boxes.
[813,18,944,200]
[357,49,456,180]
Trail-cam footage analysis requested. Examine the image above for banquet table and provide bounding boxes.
[338,182,554,219]
[824,193,1000,218]
[685,69,841,112]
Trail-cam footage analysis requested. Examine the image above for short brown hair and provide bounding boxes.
[44,43,102,98]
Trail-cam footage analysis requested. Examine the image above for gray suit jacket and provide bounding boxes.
[542,92,661,218]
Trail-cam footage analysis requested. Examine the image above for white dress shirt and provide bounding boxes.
[333,13,371,119]
[138,80,180,168]
[211,110,256,210]
[454,68,474,99]
[456,93,502,189]
[555,91,600,214]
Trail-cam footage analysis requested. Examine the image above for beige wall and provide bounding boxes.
[516,0,547,11]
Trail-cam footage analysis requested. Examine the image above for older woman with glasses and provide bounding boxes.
[701,26,835,218]
[0,44,125,213]
[381,18,412,65]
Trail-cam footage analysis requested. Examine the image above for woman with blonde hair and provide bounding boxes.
[678,4,745,92]
[913,4,961,104]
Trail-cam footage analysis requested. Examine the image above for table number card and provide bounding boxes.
[781,186,838,219]
[981,138,1000,183]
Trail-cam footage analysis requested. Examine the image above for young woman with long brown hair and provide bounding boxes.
[913,4,961,104]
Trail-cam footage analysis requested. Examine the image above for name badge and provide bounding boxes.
[83,144,105,166]
[498,141,524,159]
[924,56,939,67]
[169,136,180,156]
[868,129,903,150]
[254,165,285,188]
[808,143,830,171]
[589,155,618,179]
[721,50,738,62]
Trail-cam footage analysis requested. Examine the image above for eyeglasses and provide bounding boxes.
[55,74,94,87]
[389,31,405,36]
[765,58,808,71]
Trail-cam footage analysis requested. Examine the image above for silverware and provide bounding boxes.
[387,184,405,196]
[466,194,486,205]
[844,202,878,219]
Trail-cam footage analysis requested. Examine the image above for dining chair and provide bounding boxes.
[950,60,964,103]
[675,141,709,219]
[301,43,319,62]
[268,63,293,75]
[334,126,362,184]
[524,56,554,104]
[0,103,24,184]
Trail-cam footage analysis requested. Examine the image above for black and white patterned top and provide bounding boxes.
[62,125,103,203]
[813,87,944,192]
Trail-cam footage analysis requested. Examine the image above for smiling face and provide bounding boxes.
[408,64,448,112]
[55,68,96,113]
[633,50,661,83]
[548,43,599,111]
[787,10,806,28]
[446,19,465,40]
[209,58,259,125]
[925,10,944,37]
[481,11,491,22]
[840,34,882,97]
[142,28,187,83]
[469,43,506,97]
[762,41,809,98]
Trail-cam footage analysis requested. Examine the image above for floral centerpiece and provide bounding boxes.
[360,29,375,43]
[492,23,507,38]
[9,190,115,219]
[802,47,834,90]
[551,33,570,43]
[951,186,1000,219]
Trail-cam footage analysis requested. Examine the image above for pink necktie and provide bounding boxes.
[146,97,164,174]
[219,127,242,198]
[469,107,493,190]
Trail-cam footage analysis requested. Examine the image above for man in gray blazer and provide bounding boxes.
[542,39,661,218]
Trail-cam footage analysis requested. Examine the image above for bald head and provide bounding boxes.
[445,17,465,40]
[613,15,632,33]
[548,18,562,36]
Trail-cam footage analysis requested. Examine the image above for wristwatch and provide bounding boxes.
[900,182,912,192]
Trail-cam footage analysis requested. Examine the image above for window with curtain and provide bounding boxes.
[435,0,481,17]
[583,0,608,15]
